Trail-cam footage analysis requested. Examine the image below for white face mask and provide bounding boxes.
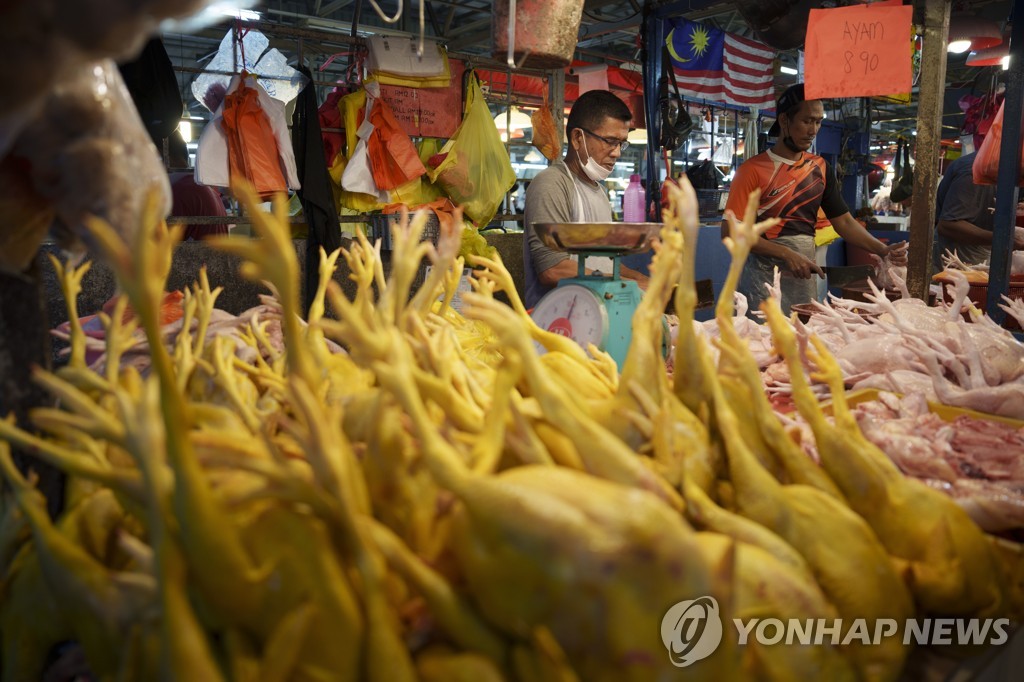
[576,132,613,182]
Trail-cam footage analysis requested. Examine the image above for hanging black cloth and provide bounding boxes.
[118,37,183,145]
[291,65,344,315]
[890,138,913,204]
[658,43,693,151]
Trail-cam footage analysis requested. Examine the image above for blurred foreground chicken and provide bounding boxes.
[0,0,215,274]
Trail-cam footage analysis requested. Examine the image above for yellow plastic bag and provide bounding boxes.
[428,72,516,226]
[332,87,386,212]
[390,138,445,208]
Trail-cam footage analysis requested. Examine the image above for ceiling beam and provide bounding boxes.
[577,19,642,48]
[446,26,491,52]
[318,0,356,18]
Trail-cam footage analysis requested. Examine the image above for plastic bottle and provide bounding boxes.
[623,174,646,223]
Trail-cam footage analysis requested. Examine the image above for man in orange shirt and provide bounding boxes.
[723,84,905,313]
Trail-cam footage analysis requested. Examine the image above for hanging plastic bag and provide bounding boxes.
[341,114,388,200]
[428,72,516,226]
[366,35,451,88]
[973,100,1024,186]
[200,74,300,194]
[192,29,307,111]
[390,138,445,208]
[221,76,288,198]
[331,88,387,212]
[364,81,427,190]
[531,93,562,161]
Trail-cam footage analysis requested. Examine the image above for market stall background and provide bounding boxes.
[144,1,1023,307]
[158,0,1015,191]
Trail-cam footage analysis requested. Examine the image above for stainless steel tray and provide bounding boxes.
[533,222,661,254]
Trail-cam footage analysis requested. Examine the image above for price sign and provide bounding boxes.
[378,59,465,138]
[804,4,913,100]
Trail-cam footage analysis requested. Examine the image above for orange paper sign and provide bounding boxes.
[378,59,465,138]
[804,4,913,100]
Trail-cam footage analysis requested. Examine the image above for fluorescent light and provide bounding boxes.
[178,120,192,142]
[221,7,261,20]
[161,1,260,32]
[780,66,798,75]
[1004,55,1011,70]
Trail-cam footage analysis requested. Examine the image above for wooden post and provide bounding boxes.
[906,0,950,299]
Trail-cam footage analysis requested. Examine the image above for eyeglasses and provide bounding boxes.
[579,128,629,153]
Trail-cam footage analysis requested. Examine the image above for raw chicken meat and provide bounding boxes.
[781,274,1024,418]
[794,393,1024,533]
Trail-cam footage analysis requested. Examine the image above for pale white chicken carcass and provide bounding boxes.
[0,0,212,156]
[7,61,172,263]
[0,0,217,274]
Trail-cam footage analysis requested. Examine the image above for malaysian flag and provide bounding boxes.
[664,17,775,109]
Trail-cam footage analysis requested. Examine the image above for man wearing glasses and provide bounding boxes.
[523,89,650,309]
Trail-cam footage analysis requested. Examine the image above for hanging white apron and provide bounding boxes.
[563,164,614,274]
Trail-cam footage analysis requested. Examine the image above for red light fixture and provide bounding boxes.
[967,30,1011,67]
[948,14,1002,54]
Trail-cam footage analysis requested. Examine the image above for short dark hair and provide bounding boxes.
[768,84,812,137]
[566,90,632,134]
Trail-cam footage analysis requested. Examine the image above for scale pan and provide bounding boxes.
[533,222,662,254]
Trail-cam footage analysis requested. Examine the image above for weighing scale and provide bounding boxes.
[530,222,661,368]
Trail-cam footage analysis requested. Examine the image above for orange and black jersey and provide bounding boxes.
[724,149,849,240]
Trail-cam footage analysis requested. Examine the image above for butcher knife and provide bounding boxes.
[696,279,715,309]
[820,265,875,287]
[665,279,715,314]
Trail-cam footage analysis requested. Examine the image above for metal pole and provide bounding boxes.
[986,0,1024,323]
[643,6,663,220]
[505,66,513,218]
[906,0,950,300]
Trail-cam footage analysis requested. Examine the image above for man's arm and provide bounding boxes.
[937,219,995,245]
[539,261,649,290]
[831,212,907,264]
[621,265,650,290]
[720,215,822,278]
[538,258,580,287]
[937,219,1024,249]
[524,170,575,291]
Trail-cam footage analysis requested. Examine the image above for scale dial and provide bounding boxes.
[531,284,609,351]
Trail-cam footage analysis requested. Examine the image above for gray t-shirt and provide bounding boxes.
[934,151,996,267]
[523,160,612,308]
